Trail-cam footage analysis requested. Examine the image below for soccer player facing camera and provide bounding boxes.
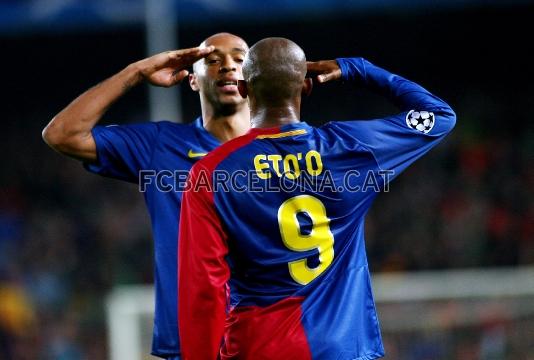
[42,33,250,359]
[179,37,455,359]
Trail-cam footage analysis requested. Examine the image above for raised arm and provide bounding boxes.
[308,57,456,181]
[307,57,453,113]
[42,46,214,162]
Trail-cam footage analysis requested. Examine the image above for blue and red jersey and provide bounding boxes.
[178,58,456,359]
[85,117,220,358]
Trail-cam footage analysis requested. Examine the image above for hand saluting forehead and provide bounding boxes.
[306,60,342,83]
[136,46,216,88]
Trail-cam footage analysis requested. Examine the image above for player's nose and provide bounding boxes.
[219,56,237,73]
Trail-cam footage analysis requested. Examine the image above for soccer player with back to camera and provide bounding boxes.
[178,37,456,359]
[42,33,250,360]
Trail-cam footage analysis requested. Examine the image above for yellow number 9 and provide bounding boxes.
[278,195,335,285]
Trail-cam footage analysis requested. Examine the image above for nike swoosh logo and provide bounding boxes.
[188,149,208,158]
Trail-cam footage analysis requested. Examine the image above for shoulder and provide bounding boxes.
[193,132,257,174]
[152,120,203,144]
[317,120,382,152]
[91,121,163,145]
[94,120,181,137]
[154,120,195,132]
[318,120,359,139]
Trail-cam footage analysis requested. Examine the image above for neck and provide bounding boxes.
[201,101,250,143]
[250,104,301,129]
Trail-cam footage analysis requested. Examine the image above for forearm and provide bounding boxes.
[42,63,142,160]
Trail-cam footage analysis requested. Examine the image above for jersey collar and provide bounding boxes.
[194,117,221,148]
[247,121,311,136]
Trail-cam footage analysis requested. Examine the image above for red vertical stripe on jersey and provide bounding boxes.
[221,297,312,360]
[178,127,281,359]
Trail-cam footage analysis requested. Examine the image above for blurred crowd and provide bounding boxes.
[367,119,534,271]
[1,118,152,359]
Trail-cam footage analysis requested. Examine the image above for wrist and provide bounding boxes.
[336,58,366,84]
[121,62,144,90]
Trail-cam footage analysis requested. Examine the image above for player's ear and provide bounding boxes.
[189,73,200,92]
[302,77,313,97]
[238,80,248,99]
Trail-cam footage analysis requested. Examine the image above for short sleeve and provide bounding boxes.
[83,122,160,183]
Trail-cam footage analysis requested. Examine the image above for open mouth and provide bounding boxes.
[217,80,238,93]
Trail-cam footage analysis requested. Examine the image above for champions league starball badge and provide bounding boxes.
[405,110,435,134]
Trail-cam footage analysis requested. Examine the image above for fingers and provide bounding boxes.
[306,60,336,72]
[316,69,342,83]
[316,74,328,83]
[306,60,341,83]
[172,69,190,84]
[197,45,215,56]
[306,61,323,73]
[168,46,215,62]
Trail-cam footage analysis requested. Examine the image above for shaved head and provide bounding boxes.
[199,32,248,50]
[243,37,307,105]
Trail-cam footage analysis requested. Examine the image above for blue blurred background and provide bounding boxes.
[1,0,533,359]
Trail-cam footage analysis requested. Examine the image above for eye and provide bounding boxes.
[235,58,244,64]
[207,58,220,65]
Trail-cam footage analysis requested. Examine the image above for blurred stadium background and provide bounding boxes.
[1,0,533,359]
